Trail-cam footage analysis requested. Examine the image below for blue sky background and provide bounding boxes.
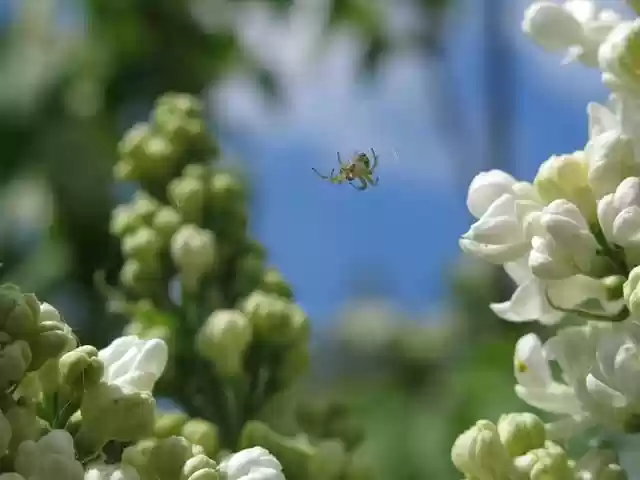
[0,0,617,330]
[208,0,612,327]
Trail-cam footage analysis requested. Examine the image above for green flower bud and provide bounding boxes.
[153,93,205,143]
[58,346,104,395]
[534,151,596,222]
[0,341,31,389]
[77,382,155,455]
[181,454,219,480]
[451,420,513,480]
[183,164,210,182]
[153,206,183,243]
[603,275,626,302]
[15,430,84,480]
[241,291,309,346]
[497,412,546,457]
[181,419,220,458]
[168,176,206,223]
[5,402,42,454]
[120,258,162,296]
[155,412,189,438]
[196,310,252,378]
[110,204,145,238]
[514,441,572,480]
[233,253,265,298]
[0,285,40,339]
[122,227,162,263]
[170,225,216,291]
[113,160,137,182]
[122,438,157,477]
[130,192,162,223]
[261,268,293,300]
[209,172,245,210]
[118,123,177,181]
[148,436,193,480]
[29,320,77,371]
[624,266,640,316]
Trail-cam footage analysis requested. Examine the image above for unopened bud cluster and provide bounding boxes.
[104,92,358,479]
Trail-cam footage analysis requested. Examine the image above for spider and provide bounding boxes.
[312,149,380,191]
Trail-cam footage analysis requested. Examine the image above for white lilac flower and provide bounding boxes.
[529,199,600,280]
[586,96,640,198]
[84,463,140,480]
[460,193,543,264]
[490,258,619,324]
[523,0,621,66]
[599,19,640,95]
[98,335,168,393]
[218,447,285,480]
[466,170,540,219]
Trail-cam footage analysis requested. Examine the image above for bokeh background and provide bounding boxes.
[0,0,616,478]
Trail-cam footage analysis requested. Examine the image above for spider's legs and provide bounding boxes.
[312,167,334,180]
[369,174,379,186]
[350,179,367,191]
[337,152,345,166]
[370,148,379,171]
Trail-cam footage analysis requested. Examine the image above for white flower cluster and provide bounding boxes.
[455,1,640,478]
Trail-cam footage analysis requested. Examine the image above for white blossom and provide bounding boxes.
[98,335,168,393]
[460,193,542,264]
[84,463,140,480]
[523,0,621,66]
[14,430,84,480]
[598,177,640,253]
[529,199,599,279]
[218,447,285,480]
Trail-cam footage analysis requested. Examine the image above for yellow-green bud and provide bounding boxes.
[118,123,152,161]
[234,253,265,298]
[181,454,219,480]
[78,382,155,452]
[209,172,244,210]
[5,402,42,454]
[122,438,157,477]
[168,176,206,223]
[29,320,77,371]
[624,266,640,316]
[534,151,596,222]
[603,275,626,302]
[181,419,220,458]
[153,93,205,142]
[110,204,144,238]
[261,268,293,300]
[15,430,84,480]
[196,310,252,378]
[153,206,183,242]
[451,420,513,480]
[120,258,162,296]
[155,412,189,438]
[0,286,40,339]
[0,341,31,389]
[241,291,309,346]
[514,441,572,479]
[497,412,546,457]
[122,227,162,263]
[130,191,162,223]
[170,225,216,290]
[58,346,104,395]
[148,436,193,480]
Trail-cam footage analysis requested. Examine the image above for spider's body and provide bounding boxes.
[312,149,380,191]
